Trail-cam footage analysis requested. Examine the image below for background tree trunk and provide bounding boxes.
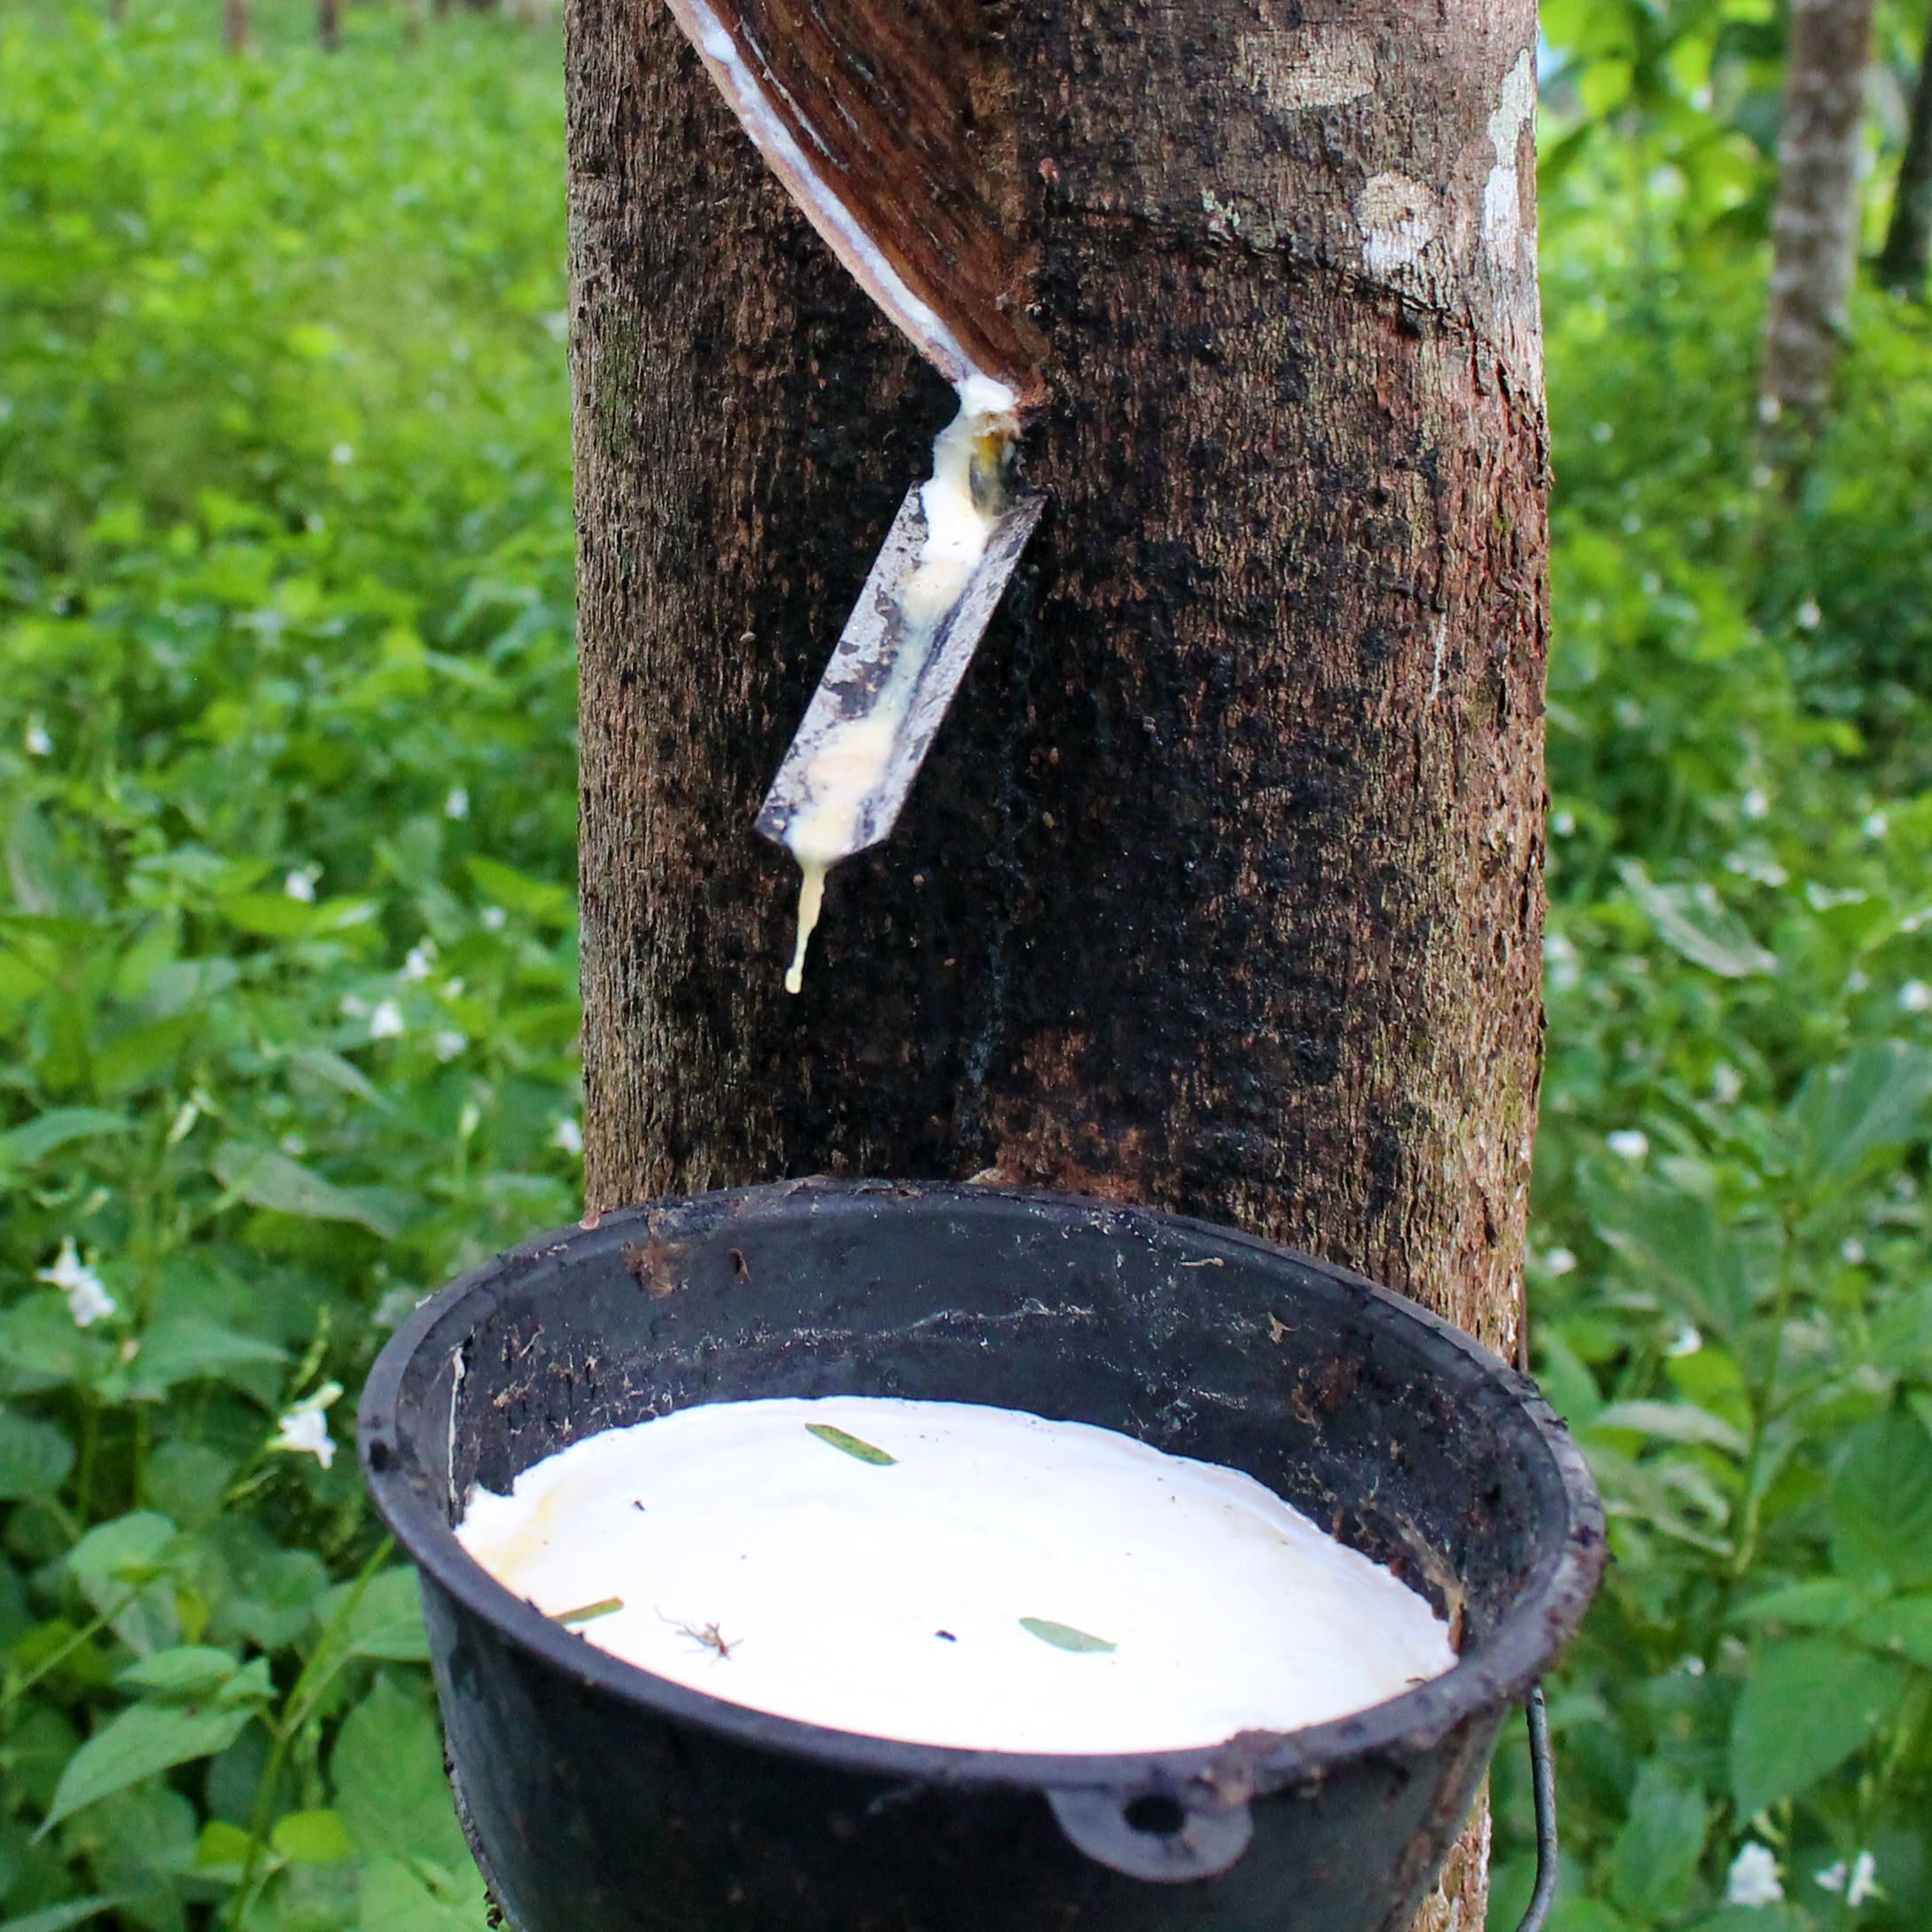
[568,4,1549,1924]
[1761,0,1877,436]
[222,0,247,54]
[317,0,340,49]
[1878,7,1932,296]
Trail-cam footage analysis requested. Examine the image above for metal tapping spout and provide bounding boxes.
[653,0,1048,990]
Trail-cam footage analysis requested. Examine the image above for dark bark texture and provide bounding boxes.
[317,0,340,49]
[568,4,1550,1923]
[1761,0,1876,432]
[1879,7,1932,295]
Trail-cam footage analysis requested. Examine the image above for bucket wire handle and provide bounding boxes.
[1515,1684,1559,1932]
[1513,1282,1561,1932]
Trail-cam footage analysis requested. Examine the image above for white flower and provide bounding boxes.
[1750,463,1775,490]
[445,786,470,821]
[36,1237,117,1328]
[369,999,405,1040]
[1543,1246,1577,1278]
[24,718,52,757]
[1551,810,1576,837]
[1840,1238,1866,1266]
[1726,1842,1785,1908]
[433,1030,468,1063]
[1796,600,1821,632]
[402,942,436,982]
[551,1117,584,1157]
[1741,789,1770,821]
[1668,1324,1703,1358]
[1819,1851,1877,1905]
[284,867,319,903]
[1675,1653,1706,1677]
[1901,980,1932,1015]
[1863,810,1889,839]
[330,442,354,465]
[1608,1130,1649,1162]
[1846,970,1870,993]
[1848,1850,1879,1908]
[1711,1063,1743,1104]
[480,905,507,931]
[270,1381,342,1470]
[1757,394,1782,425]
[339,993,370,1019]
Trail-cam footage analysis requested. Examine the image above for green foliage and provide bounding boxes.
[4,3,1932,1930]
[1,3,572,1924]
[1484,113,1932,1932]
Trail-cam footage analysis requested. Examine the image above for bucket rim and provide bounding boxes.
[358,1178,1605,1798]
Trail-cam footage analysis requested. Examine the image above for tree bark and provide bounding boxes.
[1879,6,1932,295]
[222,0,247,54]
[569,4,1549,1925]
[317,0,340,48]
[1761,0,1877,436]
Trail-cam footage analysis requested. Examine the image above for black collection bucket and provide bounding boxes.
[359,1180,1604,1932]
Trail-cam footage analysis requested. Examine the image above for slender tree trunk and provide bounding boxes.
[1761,0,1877,438]
[317,0,339,48]
[222,0,247,54]
[1879,8,1932,295]
[570,5,1549,1924]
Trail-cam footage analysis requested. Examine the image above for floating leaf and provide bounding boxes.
[1019,1617,1117,1654]
[552,1597,623,1625]
[805,1423,897,1467]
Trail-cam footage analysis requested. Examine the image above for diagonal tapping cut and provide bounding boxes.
[656,0,1046,990]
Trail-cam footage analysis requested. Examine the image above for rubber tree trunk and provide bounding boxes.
[1878,7,1932,296]
[1761,0,1877,437]
[569,5,1549,1923]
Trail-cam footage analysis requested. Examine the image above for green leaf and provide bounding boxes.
[1730,1578,1868,1629]
[39,1701,254,1833]
[66,1513,179,1593]
[1729,1638,1906,1815]
[1830,1409,1932,1590]
[804,1423,897,1466]
[1616,862,1776,977]
[1789,1042,1932,1191]
[115,1648,239,1702]
[1849,1595,1932,1668]
[359,1855,489,1932]
[1609,1763,1709,1921]
[323,1567,431,1662]
[0,1899,131,1932]
[270,1809,356,1865]
[211,1141,400,1237]
[0,1410,75,1500]
[1590,1399,1746,1455]
[464,855,572,927]
[222,892,379,939]
[0,1108,131,1167]
[123,1317,288,1398]
[330,1676,469,1874]
[1018,1618,1117,1654]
